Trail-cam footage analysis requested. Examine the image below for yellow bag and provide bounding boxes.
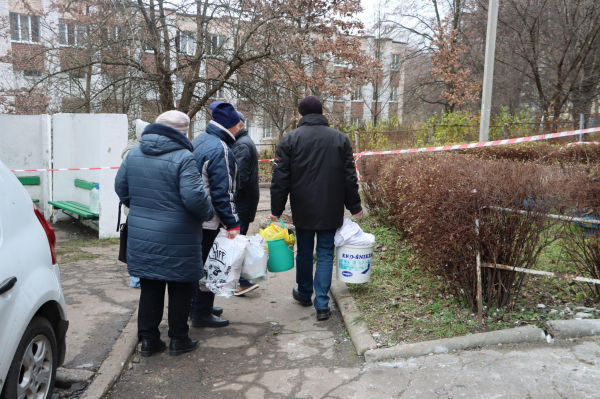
[260,220,296,247]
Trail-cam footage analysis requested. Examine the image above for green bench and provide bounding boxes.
[17,176,40,203]
[49,179,99,219]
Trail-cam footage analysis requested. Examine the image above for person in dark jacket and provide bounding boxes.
[190,101,241,328]
[270,96,363,321]
[232,111,261,296]
[115,110,215,357]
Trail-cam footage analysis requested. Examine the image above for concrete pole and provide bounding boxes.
[479,0,500,142]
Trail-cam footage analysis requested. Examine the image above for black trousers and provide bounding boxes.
[190,228,220,319]
[138,278,194,341]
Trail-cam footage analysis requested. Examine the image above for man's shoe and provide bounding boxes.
[234,284,259,296]
[292,286,312,307]
[169,337,199,356]
[191,314,230,328]
[139,339,167,357]
[316,308,331,321]
[212,307,223,316]
[190,307,223,320]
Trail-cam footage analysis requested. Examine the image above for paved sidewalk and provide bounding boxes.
[54,221,138,372]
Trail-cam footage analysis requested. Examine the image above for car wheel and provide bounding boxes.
[0,316,57,399]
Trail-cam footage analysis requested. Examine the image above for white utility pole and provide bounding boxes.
[479,0,500,142]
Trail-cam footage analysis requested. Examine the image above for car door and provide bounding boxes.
[0,173,22,373]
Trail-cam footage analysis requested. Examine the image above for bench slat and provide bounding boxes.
[74,179,97,190]
[49,201,98,218]
[64,201,99,216]
[18,176,40,185]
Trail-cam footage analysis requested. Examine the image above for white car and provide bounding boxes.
[0,160,68,399]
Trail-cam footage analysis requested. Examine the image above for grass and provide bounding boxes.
[56,238,120,263]
[347,216,592,346]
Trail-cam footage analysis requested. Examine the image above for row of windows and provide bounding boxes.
[339,86,398,102]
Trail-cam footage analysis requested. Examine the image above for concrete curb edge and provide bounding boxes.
[258,183,270,188]
[80,309,139,399]
[330,279,377,355]
[365,325,546,362]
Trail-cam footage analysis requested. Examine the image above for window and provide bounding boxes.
[10,13,40,43]
[178,31,195,55]
[104,26,121,48]
[208,35,226,55]
[352,85,362,101]
[390,87,398,102]
[263,121,273,139]
[391,54,401,70]
[207,80,224,99]
[245,119,252,136]
[58,19,86,46]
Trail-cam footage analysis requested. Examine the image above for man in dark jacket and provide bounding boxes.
[270,96,363,321]
[232,111,261,296]
[115,110,215,357]
[190,101,241,327]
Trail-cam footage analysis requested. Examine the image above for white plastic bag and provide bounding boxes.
[241,234,269,282]
[334,219,376,247]
[200,229,248,297]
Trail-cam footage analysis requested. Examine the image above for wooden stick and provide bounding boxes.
[477,251,483,326]
[481,263,600,285]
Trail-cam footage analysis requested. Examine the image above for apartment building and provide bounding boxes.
[0,1,405,147]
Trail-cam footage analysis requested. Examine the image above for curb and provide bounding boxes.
[80,310,139,399]
[330,279,377,355]
[546,319,600,339]
[364,325,546,362]
[259,183,270,188]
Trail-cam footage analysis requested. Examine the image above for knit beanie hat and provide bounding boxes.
[237,111,246,124]
[209,101,240,129]
[298,96,323,116]
[155,110,190,135]
[134,119,149,141]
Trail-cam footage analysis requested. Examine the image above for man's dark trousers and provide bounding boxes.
[138,278,194,341]
[295,227,336,310]
[238,220,253,288]
[191,229,220,319]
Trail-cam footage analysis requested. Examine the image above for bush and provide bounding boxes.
[361,153,598,311]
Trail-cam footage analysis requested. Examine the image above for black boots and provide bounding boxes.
[316,308,331,321]
[292,286,313,307]
[191,314,230,328]
[169,337,199,356]
[139,339,167,357]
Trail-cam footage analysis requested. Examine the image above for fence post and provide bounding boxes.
[579,113,585,142]
[475,218,483,326]
[502,123,509,139]
[355,132,359,153]
[428,125,435,143]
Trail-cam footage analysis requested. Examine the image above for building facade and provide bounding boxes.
[0,0,405,147]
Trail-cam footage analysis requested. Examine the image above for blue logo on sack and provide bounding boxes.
[342,271,353,277]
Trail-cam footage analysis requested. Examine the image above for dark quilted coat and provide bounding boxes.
[115,123,215,282]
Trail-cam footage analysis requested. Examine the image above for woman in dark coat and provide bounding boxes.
[115,110,214,357]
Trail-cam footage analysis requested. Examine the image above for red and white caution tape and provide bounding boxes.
[10,166,121,172]
[10,126,600,173]
[353,126,600,158]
